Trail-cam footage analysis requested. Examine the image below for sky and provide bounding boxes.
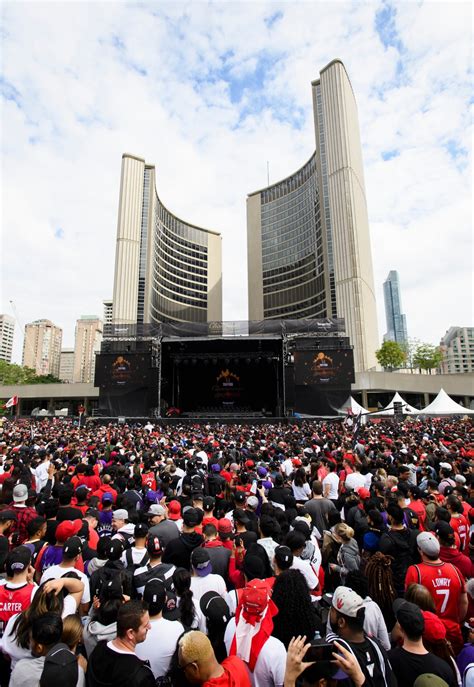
[1,0,472,364]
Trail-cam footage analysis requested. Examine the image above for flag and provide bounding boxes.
[4,396,18,408]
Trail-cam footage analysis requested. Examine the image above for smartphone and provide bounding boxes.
[304,642,334,662]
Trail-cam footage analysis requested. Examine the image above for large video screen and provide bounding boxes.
[294,349,355,387]
[95,353,151,390]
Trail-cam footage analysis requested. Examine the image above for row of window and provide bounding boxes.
[261,155,317,205]
[156,202,208,249]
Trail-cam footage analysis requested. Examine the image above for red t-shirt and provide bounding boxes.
[202,656,251,686]
[405,560,465,623]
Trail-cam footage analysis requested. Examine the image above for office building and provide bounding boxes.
[0,315,15,363]
[247,59,379,372]
[112,154,222,326]
[73,316,103,383]
[59,349,75,383]
[22,319,62,377]
[103,300,113,326]
[440,327,474,374]
[383,270,408,345]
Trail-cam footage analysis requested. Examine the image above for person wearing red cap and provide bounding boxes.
[34,519,85,579]
[224,579,286,686]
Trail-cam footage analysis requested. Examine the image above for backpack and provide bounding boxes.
[133,562,175,598]
[124,548,149,572]
[191,473,205,494]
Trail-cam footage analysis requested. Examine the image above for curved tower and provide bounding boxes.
[247,59,378,372]
[112,154,222,325]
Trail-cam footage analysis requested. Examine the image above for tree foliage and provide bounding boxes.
[375,340,407,371]
[0,360,61,385]
[412,343,443,374]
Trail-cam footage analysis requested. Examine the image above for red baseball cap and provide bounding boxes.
[168,500,181,521]
[55,519,82,543]
[422,611,446,642]
[356,487,371,500]
[292,458,302,467]
[217,518,233,534]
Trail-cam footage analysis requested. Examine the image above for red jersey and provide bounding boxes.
[405,560,465,623]
[450,514,469,553]
[0,582,35,630]
[409,500,427,531]
[141,473,156,490]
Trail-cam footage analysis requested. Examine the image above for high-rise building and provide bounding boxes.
[0,315,15,363]
[73,316,103,384]
[59,349,75,383]
[103,300,113,326]
[247,59,379,372]
[112,154,222,326]
[22,319,62,377]
[440,327,474,374]
[383,270,408,345]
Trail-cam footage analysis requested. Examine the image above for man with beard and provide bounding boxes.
[326,586,396,687]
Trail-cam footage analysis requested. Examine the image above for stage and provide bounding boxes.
[95,320,355,418]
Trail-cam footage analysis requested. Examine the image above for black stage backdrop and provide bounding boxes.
[174,360,278,413]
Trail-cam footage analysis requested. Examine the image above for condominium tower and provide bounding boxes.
[440,327,474,374]
[0,315,15,363]
[73,316,103,383]
[112,154,222,326]
[247,59,379,371]
[22,319,62,377]
[383,270,408,345]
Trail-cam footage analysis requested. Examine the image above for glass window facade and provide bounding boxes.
[260,154,328,319]
[150,194,209,324]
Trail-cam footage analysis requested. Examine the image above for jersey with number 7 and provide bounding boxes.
[405,560,465,622]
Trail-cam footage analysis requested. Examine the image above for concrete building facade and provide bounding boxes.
[22,319,62,377]
[112,154,222,326]
[103,300,113,326]
[247,60,379,372]
[73,316,103,384]
[0,315,15,363]
[59,349,75,383]
[383,270,408,345]
[440,327,474,374]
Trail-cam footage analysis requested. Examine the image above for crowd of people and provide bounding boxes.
[0,414,472,687]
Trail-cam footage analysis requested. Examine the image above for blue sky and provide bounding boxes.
[1,1,472,363]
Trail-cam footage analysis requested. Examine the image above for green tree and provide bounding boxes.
[412,342,443,374]
[375,340,407,371]
[0,360,61,385]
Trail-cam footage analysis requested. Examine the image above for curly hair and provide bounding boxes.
[271,569,320,648]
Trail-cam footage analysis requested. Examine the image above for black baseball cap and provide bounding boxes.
[233,508,250,526]
[143,578,166,613]
[146,534,163,556]
[274,545,293,571]
[85,508,100,520]
[6,546,31,576]
[40,643,78,687]
[105,537,124,561]
[393,599,425,637]
[203,496,215,511]
[62,536,83,559]
[234,492,246,504]
[191,547,212,576]
[0,509,17,522]
[200,591,231,624]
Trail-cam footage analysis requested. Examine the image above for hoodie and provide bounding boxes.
[379,527,419,593]
[161,531,204,569]
[333,538,361,582]
[83,619,117,658]
[439,545,473,579]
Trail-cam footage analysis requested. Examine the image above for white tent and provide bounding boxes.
[338,396,369,415]
[376,392,419,416]
[419,388,474,416]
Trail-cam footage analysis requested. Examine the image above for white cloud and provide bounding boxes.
[1,1,471,364]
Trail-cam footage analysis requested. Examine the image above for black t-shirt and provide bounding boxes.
[56,505,84,522]
[388,647,456,687]
[328,635,397,687]
[88,640,155,687]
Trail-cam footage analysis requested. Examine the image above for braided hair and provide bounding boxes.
[364,552,396,610]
